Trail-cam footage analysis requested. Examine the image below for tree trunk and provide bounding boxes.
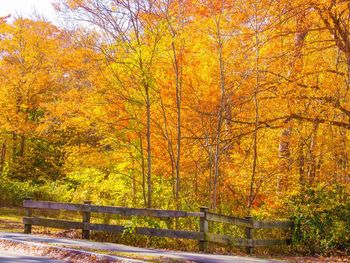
[139,132,147,207]
[20,135,25,157]
[0,140,6,176]
[212,18,225,211]
[278,9,309,189]
[248,5,260,211]
[173,40,182,208]
[145,84,152,208]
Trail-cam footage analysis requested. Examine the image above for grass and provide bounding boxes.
[0,207,80,236]
[0,207,24,233]
[0,207,24,221]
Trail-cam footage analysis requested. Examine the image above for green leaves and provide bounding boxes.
[290,185,350,253]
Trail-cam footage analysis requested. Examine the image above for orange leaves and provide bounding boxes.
[2,0,350,215]
[0,19,60,134]
[194,0,234,17]
[65,0,87,9]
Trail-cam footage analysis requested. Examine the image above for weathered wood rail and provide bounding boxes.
[22,198,293,253]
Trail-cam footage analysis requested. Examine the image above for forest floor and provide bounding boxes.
[0,207,349,263]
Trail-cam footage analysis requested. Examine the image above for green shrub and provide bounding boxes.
[0,176,73,206]
[290,184,350,254]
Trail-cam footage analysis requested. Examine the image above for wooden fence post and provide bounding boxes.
[24,197,32,234]
[245,216,254,254]
[199,206,209,252]
[82,200,92,239]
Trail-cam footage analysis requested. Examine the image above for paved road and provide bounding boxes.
[0,232,285,263]
[0,249,63,263]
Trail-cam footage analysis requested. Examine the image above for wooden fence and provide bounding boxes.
[22,198,293,253]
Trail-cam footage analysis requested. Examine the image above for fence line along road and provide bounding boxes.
[23,198,293,254]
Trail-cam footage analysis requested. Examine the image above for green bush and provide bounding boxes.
[290,184,350,254]
[0,176,73,206]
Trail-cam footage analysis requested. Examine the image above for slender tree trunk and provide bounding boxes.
[145,84,152,208]
[12,132,17,161]
[212,17,225,211]
[174,45,182,207]
[159,93,176,199]
[195,161,198,199]
[170,40,183,208]
[205,132,214,208]
[0,140,6,176]
[297,141,305,187]
[165,0,185,209]
[132,159,137,207]
[20,135,25,157]
[248,5,260,211]
[306,122,319,185]
[277,3,291,184]
[139,132,147,207]
[278,9,309,190]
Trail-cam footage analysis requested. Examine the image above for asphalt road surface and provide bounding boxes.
[0,249,63,263]
[0,232,284,263]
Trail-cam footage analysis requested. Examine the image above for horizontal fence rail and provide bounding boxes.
[206,212,293,229]
[23,199,202,218]
[206,212,253,228]
[22,217,203,240]
[22,198,293,254]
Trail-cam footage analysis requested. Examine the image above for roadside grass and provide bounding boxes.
[0,207,80,236]
[0,207,24,233]
[0,207,24,221]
